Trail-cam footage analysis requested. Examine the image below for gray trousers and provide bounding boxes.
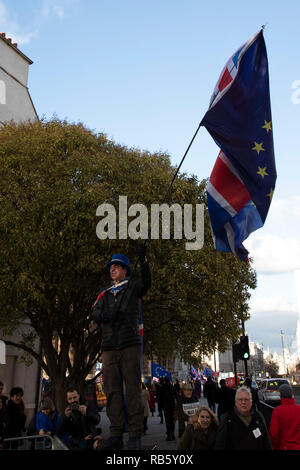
[102,345,143,438]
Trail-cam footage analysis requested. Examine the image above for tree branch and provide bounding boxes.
[144,315,180,334]
[1,338,49,375]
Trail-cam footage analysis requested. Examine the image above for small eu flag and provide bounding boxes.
[151,361,173,381]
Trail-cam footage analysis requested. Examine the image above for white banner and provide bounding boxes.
[182,401,201,417]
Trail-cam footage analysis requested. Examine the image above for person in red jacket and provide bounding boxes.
[269,383,300,450]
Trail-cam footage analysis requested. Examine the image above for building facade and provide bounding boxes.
[0,32,37,125]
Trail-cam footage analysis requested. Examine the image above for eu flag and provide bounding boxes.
[151,361,173,381]
[203,367,213,378]
[201,29,276,261]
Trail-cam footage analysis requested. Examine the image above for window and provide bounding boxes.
[267,380,288,391]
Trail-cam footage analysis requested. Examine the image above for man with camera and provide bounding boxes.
[56,386,100,450]
[92,249,151,450]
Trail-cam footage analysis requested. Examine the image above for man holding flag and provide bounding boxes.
[92,248,151,450]
[201,27,276,261]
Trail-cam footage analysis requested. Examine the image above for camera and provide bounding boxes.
[70,402,80,411]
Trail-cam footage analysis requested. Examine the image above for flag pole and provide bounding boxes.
[114,121,202,315]
[157,121,202,208]
[130,121,203,276]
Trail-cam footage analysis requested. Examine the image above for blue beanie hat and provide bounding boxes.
[105,253,131,276]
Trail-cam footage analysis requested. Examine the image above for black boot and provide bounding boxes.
[127,437,142,450]
[97,435,123,450]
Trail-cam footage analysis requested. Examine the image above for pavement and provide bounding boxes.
[97,396,208,450]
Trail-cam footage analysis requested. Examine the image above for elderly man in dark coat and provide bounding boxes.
[215,385,271,450]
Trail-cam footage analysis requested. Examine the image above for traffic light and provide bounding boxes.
[239,335,250,360]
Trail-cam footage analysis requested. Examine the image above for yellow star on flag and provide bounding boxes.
[267,188,274,200]
[252,141,265,155]
[257,166,269,179]
[262,120,272,133]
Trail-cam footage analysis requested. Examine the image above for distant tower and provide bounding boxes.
[295,270,300,361]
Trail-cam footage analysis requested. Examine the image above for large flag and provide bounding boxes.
[201,28,276,261]
[151,361,173,381]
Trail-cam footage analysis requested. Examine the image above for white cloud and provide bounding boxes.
[42,0,65,20]
[4,31,36,46]
[270,196,300,220]
[0,0,76,46]
[244,195,300,274]
[245,271,299,354]
[41,0,79,21]
[245,234,300,273]
[249,295,298,314]
[0,1,36,45]
[246,309,298,354]
[0,1,8,20]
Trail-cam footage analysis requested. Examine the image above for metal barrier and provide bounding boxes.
[3,434,69,450]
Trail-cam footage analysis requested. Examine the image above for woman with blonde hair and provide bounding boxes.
[177,405,219,450]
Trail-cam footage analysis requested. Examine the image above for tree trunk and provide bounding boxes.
[53,379,68,416]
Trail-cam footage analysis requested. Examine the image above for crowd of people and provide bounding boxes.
[0,381,101,450]
[1,376,300,450]
[1,252,299,452]
[143,376,300,451]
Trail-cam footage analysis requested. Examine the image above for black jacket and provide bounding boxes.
[161,382,176,411]
[4,399,27,438]
[0,406,7,441]
[215,408,272,450]
[176,394,199,438]
[215,385,235,417]
[93,260,151,351]
[56,402,100,450]
[203,379,217,401]
[178,423,218,450]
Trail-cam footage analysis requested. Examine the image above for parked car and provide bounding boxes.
[258,378,290,405]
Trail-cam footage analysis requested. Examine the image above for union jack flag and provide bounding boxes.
[208,32,257,108]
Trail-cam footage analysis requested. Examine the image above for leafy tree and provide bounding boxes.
[264,357,279,377]
[0,119,256,412]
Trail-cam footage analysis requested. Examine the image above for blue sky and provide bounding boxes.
[2,0,300,355]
